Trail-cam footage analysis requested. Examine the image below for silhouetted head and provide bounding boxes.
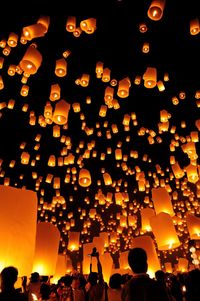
[109,273,122,289]
[30,272,40,282]
[155,270,165,282]
[128,248,148,274]
[40,283,50,299]
[0,266,18,290]
[87,272,98,286]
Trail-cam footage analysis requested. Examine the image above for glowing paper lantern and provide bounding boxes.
[67,231,80,251]
[80,18,96,34]
[147,0,166,21]
[190,18,200,35]
[185,164,199,183]
[51,254,67,284]
[150,212,181,250]
[100,253,113,283]
[66,16,76,32]
[151,187,175,216]
[103,173,112,185]
[164,262,173,273]
[93,236,104,255]
[0,185,37,276]
[117,77,131,98]
[32,222,60,276]
[186,213,200,239]
[78,168,91,187]
[49,84,61,101]
[131,235,161,278]
[83,242,95,275]
[178,258,188,272]
[143,67,157,88]
[53,100,70,125]
[55,58,67,77]
[140,208,155,232]
[119,251,129,270]
[7,32,18,47]
[19,46,42,75]
[22,23,47,40]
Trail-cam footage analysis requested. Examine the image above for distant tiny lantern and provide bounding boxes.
[78,169,91,187]
[147,0,166,21]
[53,100,70,125]
[55,58,67,77]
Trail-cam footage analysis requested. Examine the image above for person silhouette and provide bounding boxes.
[121,248,172,301]
[0,266,28,301]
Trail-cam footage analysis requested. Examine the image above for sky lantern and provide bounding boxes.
[7,32,18,47]
[151,187,175,216]
[32,222,60,276]
[186,213,200,240]
[37,16,50,32]
[55,58,67,77]
[21,151,30,165]
[49,84,61,101]
[150,212,181,250]
[53,100,70,125]
[82,242,95,275]
[51,254,67,284]
[80,18,96,34]
[185,164,199,183]
[178,258,188,272]
[131,235,161,278]
[22,23,47,40]
[171,162,185,179]
[190,18,200,35]
[117,77,131,98]
[147,0,166,21]
[99,253,113,284]
[140,208,155,232]
[164,262,173,273]
[78,168,91,187]
[143,67,157,88]
[103,172,112,185]
[119,251,129,270]
[19,45,42,75]
[66,16,76,32]
[0,185,37,276]
[67,231,80,251]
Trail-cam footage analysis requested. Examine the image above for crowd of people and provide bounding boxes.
[0,248,199,301]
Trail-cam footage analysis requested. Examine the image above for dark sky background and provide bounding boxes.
[0,0,200,267]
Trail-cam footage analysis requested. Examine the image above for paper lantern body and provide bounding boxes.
[78,169,91,187]
[151,187,174,216]
[0,185,37,276]
[178,258,188,272]
[100,253,113,284]
[140,208,155,232]
[67,231,80,251]
[150,212,181,250]
[186,214,200,239]
[131,235,161,278]
[20,46,42,74]
[51,254,67,284]
[147,0,166,21]
[32,222,60,276]
[53,100,70,125]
